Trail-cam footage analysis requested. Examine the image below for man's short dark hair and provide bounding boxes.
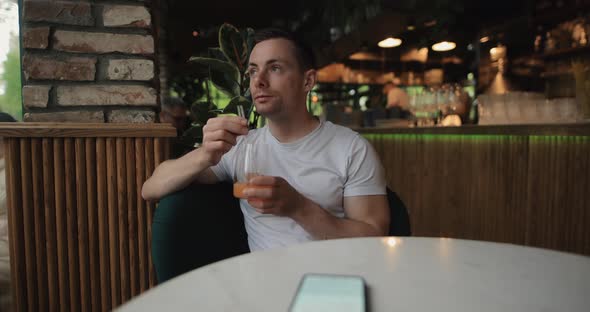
[253,28,316,71]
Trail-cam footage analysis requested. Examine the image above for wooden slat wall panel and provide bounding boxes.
[134,138,148,293]
[53,139,69,311]
[6,135,171,311]
[85,138,100,312]
[145,138,156,288]
[65,139,81,309]
[95,138,111,312]
[126,138,139,298]
[20,139,37,312]
[75,139,90,312]
[31,139,48,312]
[365,134,590,255]
[116,138,130,303]
[526,136,590,254]
[106,138,120,308]
[6,138,26,312]
[42,139,58,312]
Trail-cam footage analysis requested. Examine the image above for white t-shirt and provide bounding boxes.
[211,120,386,251]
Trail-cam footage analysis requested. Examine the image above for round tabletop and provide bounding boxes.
[117,237,590,312]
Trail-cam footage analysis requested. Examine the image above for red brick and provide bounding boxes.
[106,109,156,123]
[23,27,50,50]
[106,59,154,81]
[103,5,151,28]
[56,85,157,106]
[22,85,51,108]
[23,54,96,81]
[24,111,104,122]
[23,1,94,26]
[53,30,154,54]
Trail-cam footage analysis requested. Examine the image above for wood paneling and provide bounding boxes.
[0,123,176,138]
[3,124,174,311]
[364,133,590,255]
[5,121,587,310]
[358,122,590,136]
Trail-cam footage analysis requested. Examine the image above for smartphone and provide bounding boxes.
[289,273,367,312]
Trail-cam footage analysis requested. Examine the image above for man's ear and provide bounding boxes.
[303,69,317,92]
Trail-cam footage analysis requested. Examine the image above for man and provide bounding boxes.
[160,96,189,136]
[142,29,389,251]
[383,79,409,110]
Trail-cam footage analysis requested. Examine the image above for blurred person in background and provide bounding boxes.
[383,79,409,118]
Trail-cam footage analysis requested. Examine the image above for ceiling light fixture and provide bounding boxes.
[480,36,490,43]
[432,41,456,52]
[378,37,402,48]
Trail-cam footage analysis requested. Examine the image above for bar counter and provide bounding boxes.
[359,122,590,255]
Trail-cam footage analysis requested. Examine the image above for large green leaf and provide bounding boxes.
[208,48,228,62]
[188,56,239,80]
[210,71,240,97]
[219,23,248,72]
[224,96,251,116]
[188,56,240,96]
[241,27,256,65]
[191,101,218,125]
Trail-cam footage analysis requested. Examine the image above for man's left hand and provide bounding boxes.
[243,176,305,216]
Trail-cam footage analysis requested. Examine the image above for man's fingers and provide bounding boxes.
[203,129,238,146]
[205,116,248,135]
[248,199,273,211]
[243,185,273,198]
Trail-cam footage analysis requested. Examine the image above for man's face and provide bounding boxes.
[160,106,188,133]
[247,38,311,119]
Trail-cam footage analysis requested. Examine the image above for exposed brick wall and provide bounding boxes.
[21,0,160,123]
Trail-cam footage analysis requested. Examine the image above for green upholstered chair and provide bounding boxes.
[152,184,410,283]
[151,182,249,283]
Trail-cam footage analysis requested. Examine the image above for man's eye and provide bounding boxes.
[271,65,281,72]
[247,68,257,77]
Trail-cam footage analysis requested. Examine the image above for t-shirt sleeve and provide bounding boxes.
[343,135,387,197]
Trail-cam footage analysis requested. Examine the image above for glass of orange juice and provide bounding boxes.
[233,142,268,199]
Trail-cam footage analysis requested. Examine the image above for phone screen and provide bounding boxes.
[289,274,366,312]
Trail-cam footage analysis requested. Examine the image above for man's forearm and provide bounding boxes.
[290,198,385,240]
[141,148,212,201]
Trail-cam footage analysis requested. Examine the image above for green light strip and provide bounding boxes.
[363,134,590,143]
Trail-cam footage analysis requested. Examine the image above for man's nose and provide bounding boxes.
[253,70,268,88]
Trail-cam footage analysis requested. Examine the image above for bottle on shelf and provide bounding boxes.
[545,31,556,52]
[534,26,545,54]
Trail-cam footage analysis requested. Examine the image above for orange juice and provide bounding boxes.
[233,183,271,199]
[233,182,249,198]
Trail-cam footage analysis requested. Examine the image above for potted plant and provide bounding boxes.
[181,23,259,149]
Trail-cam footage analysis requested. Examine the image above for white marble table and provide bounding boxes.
[117,237,590,312]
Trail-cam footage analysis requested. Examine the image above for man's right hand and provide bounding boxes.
[201,116,249,166]
[141,116,248,201]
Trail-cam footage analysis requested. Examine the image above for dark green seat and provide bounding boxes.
[387,188,412,236]
[152,184,410,283]
[151,182,249,283]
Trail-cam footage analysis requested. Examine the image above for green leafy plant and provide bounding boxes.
[183,23,258,147]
